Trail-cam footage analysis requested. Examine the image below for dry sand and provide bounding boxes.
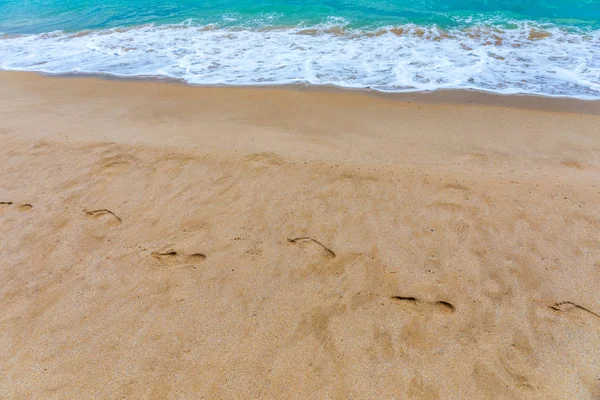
[1,71,600,399]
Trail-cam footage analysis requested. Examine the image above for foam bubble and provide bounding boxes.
[0,22,598,98]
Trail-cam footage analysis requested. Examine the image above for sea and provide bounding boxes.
[0,0,599,98]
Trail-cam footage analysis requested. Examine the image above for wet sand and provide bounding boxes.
[1,71,600,399]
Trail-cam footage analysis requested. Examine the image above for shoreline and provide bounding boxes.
[2,17,599,103]
[1,70,600,398]
[32,70,600,115]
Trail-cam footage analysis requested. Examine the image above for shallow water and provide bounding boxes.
[0,0,599,98]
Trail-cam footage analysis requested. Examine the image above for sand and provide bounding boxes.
[1,71,600,399]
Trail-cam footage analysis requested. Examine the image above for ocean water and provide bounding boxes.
[0,0,599,98]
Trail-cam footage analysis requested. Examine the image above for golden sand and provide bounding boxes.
[1,72,600,399]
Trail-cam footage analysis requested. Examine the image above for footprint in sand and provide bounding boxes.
[85,209,122,226]
[18,204,33,212]
[151,249,206,266]
[561,160,586,170]
[93,154,137,176]
[443,183,469,192]
[287,237,336,259]
[1,202,33,215]
[549,301,600,324]
[390,296,456,314]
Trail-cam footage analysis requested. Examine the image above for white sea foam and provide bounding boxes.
[0,22,599,98]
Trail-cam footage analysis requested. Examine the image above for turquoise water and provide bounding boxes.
[1,0,599,34]
[0,0,599,97]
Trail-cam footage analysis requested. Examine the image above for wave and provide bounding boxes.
[1,21,599,98]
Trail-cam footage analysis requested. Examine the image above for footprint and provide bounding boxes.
[287,237,336,258]
[245,152,285,167]
[151,249,206,266]
[561,160,585,170]
[93,154,137,176]
[152,250,178,258]
[549,301,600,322]
[85,209,122,226]
[444,183,469,191]
[0,202,12,213]
[390,296,456,314]
[18,204,33,212]
[1,202,33,214]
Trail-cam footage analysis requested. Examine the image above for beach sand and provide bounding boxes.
[1,71,600,399]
